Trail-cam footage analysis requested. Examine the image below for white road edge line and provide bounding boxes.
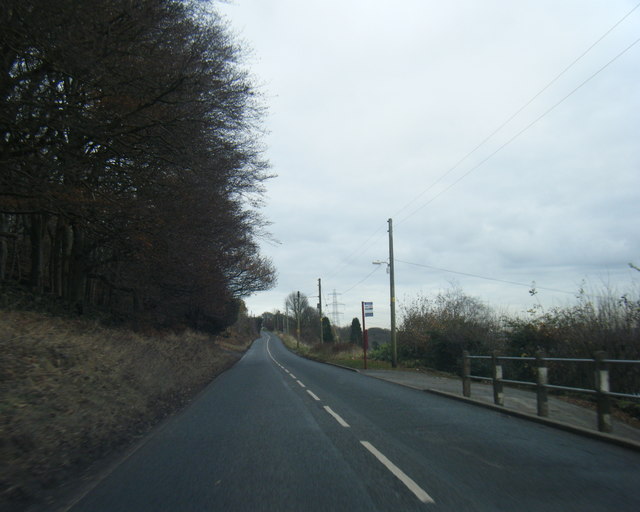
[265,336,320,411]
[266,335,292,378]
[307,390,321,401]
[360,441,434,505]
[323,406,350,428]
[265,335,278,365]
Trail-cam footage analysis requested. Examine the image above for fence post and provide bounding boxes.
[535,350,549,417]
[492,351,504,406]
[594,351,612,433]
[462,351,471,397]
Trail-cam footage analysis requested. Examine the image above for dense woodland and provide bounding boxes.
[0,0,275,331]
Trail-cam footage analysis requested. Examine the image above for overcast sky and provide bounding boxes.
[216,0,640,329]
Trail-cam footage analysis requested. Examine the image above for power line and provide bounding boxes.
[341,264,382,296]
[393,3,640,224]
[325,222,387,282]
[321,4,640,295]
[396,258,584,296]
[398,33,640,225]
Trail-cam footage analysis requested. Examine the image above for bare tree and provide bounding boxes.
[0,0,276,331]
[285,292,308,323]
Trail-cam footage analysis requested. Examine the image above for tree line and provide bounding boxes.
[260,292,338,344]
[0,0,275,331]
[262,291,392,349]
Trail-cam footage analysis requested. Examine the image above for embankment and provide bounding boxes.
[0,310,253,511]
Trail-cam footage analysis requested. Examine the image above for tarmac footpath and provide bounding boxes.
[359,368,640,449]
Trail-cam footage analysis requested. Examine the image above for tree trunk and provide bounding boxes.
[29,213,47,292]
[67,224,86,312]
[0,214,8,281]
[61,222,73,297]
[50,217,63,295]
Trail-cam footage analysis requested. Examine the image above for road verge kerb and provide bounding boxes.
[422,388,640,453]
[277,336,640,453]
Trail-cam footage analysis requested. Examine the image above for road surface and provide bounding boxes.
[63,332,640,511]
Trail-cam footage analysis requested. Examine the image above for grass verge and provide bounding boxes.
[277,333,393,370]
[0,309,253,511]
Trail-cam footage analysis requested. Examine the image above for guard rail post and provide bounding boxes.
[594,351,612,433]
[492,351,504,406]
[462,351,471,398]
[535,350,549,417]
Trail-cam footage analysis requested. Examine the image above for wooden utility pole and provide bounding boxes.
[388,218,397,367]
[285,304,289,334]
[296,291,301,349]
[318,278,323,343]
[361,302,371,370]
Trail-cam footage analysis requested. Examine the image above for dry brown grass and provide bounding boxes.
[0,310,252,510]
[279,333,393,370]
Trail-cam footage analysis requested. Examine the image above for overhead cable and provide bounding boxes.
[325,222,387,282]
[394,3,640,224]
[323,4,640,298]
[398,34,640,224]
[341,264,382,296]
[396,258,599,297]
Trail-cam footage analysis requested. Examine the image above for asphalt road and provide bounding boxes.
[64,332,640,511]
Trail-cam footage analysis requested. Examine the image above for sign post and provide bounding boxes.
[361,302,373,369]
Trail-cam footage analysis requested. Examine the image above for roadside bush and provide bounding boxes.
[397,287,503,373]
[369,343,393,362]
[396,283,639,394]
[508,287,640,393]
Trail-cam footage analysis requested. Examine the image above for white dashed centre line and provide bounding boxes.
[306,390,321,401]
[323,406,350,428]
[360,441,435,504]
[266,334,432,504]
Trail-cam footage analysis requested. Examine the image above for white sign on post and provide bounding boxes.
[363,302,373,317]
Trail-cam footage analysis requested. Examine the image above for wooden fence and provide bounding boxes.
[462,351,640,433]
